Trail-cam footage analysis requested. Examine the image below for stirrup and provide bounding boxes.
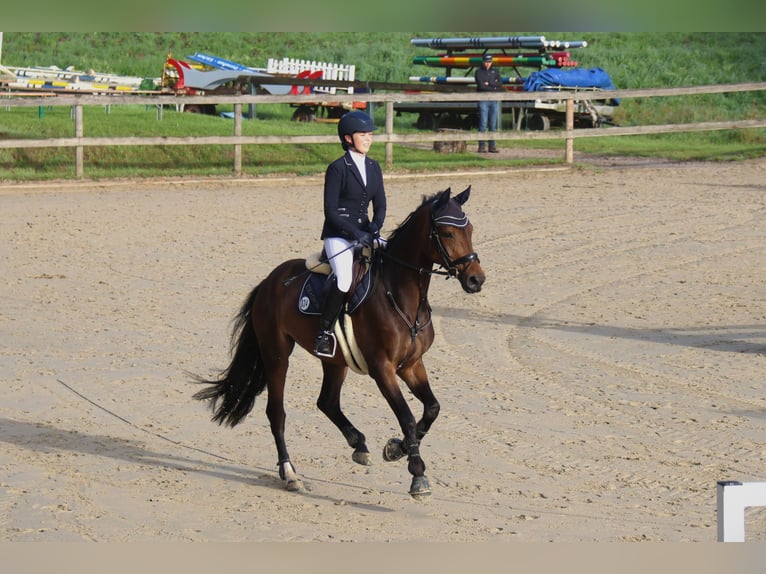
[314,330,336,358]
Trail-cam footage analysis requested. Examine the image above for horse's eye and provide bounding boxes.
[440,231,454,239]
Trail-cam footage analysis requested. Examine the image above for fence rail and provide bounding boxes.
[2,82,765,177]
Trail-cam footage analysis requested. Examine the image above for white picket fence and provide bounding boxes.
[266,57,355,95]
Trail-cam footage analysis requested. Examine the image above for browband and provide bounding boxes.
[433,213,469,228]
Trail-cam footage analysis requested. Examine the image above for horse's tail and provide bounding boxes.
[192,284,266,427]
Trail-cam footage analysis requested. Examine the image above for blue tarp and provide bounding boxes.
[523,67,618,103]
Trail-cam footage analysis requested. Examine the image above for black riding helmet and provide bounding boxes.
[338,110,378,150]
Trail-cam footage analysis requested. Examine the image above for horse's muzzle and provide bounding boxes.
[460,262,485,293]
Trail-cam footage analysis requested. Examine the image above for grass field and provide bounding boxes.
[1,32,764,180]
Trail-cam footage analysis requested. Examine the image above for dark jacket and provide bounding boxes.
[321,151,386,241]
[474,66,504,92]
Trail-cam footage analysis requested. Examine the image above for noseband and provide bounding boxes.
[430,210,479,278]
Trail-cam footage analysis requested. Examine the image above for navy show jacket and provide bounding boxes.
[321,151,386,241]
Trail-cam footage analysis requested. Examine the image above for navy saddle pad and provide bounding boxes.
[298,271,372,316]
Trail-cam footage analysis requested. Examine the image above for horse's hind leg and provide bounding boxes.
[262,341,304,492]
[317,362,371,466]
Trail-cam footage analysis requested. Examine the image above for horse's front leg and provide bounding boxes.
[401,358,440,441]
[382,359,439,479]
[373,365,431,499]
[316,362,371,466]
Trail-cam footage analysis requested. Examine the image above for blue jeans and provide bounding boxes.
[478,100,499,149]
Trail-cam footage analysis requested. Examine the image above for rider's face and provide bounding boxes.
[349,131,374,154]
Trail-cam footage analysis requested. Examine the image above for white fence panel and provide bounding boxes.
[717,481,766,542]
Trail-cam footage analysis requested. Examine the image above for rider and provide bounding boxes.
[314,110,387,357]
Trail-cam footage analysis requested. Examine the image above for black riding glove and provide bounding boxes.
[355,231,374,248]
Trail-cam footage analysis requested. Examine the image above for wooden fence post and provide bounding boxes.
[565,99,574,164]
[234,102,242,175]
[385,100,394,169]
[74,103,84,178]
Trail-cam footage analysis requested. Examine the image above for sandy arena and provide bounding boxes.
[1,157,765,542]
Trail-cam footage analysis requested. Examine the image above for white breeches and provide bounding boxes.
[324,237,355,292]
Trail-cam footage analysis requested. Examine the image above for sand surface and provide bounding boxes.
[1,157,765,542]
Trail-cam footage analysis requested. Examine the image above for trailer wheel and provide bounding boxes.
[528,113,550,131]
[292,106,315,122]
[184,104,217,115]
[416,112,436,130]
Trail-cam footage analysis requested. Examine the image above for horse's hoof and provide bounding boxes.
[383,438,406,462]
[352,450,372,466]
[285,478,304,492]
[409,475,431,500]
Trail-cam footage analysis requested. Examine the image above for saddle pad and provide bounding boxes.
[298,273,325,315]
[297,270,373,316]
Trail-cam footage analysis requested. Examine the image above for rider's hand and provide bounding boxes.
[356,231,374,248]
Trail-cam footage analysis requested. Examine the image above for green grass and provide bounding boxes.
[1,32,764,181]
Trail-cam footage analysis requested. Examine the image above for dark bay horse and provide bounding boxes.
[193,186,485,498]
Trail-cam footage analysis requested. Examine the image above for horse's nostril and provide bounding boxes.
[466,274,485,292]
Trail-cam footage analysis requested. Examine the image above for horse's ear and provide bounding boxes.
[433,188,451,210]
[454,186,471,205]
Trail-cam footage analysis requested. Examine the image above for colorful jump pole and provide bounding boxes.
[411,37,588,50]
[408,75,524,85]
[413,55,556,67]
[187,52,260,72]
[412,36,547,50]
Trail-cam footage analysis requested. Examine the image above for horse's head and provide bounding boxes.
[430,186,486,293]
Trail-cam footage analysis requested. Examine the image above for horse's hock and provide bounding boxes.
[433,129,466,153]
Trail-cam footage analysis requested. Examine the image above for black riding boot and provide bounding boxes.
[314,281,346,357]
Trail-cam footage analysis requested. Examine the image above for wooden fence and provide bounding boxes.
[2,82,765,178]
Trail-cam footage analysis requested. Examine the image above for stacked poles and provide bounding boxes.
[409,35,588,88]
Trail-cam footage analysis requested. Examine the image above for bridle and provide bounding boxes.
[380,207,480,279]
[378,201,480,350]
[429,210,480,278]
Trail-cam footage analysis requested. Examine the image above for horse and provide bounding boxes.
[193,186,485,499]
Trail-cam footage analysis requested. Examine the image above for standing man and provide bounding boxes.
[474,54,504,153]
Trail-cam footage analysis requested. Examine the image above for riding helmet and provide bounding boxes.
[338,110,378,148]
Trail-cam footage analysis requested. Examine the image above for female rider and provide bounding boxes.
[314,110,387,357]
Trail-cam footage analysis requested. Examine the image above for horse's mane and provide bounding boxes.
[386,189,450,244]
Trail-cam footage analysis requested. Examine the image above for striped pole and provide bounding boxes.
[411,37,589,50]
[408,75,524,85]
[411,36,548,50]
[413,55,556,67]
